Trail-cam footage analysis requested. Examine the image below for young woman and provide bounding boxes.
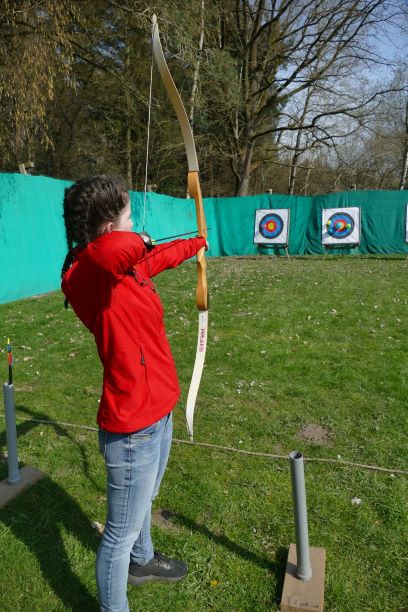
[61,176,207,611]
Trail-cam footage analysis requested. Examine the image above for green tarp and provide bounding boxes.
[0,174,71,305]
[0,173,407,304]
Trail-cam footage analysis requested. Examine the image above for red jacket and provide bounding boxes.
[61,231,206,433]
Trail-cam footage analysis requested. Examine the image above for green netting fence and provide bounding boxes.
[0,173,407,304]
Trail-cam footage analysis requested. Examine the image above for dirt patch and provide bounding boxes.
[15,384,35,392]
[297,423,333,445]
[84,386,101,395]
[152,508,181,532]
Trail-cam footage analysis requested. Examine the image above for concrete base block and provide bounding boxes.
[280,544,326,612]
[0,465,44,509]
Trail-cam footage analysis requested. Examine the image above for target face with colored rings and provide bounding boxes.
[259,213,284,239]
[326,212,354,239]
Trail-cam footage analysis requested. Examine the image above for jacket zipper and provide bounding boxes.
[140,345,151,393]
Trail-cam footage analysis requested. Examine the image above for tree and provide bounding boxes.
[0,0,76,168]
[327,65,408,191]
[207,0,406,195]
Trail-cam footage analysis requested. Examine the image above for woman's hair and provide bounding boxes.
[61,175,129,279]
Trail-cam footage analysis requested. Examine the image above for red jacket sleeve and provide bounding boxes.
[138,237,206,278]
[87,232,148,279]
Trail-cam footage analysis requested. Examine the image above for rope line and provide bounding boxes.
[2,414,406,475]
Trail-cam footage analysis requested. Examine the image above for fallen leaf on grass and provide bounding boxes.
[92,521,105,535]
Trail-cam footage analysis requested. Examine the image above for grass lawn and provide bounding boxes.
[0,255,407,611]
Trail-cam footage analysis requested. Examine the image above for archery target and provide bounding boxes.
[254,209,290,245]
[322,207,360,245]
[405,204,408,242]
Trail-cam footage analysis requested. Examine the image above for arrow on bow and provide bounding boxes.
[152,14,208,441]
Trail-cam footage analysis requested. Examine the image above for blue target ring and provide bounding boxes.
[259,213,284,239]
[326,212,354,239]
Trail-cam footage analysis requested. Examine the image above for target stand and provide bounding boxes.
[404,204,408,259]
[280,452,326,612]
[322,208,360,256]
[258,243,290,259]
[254,209,290,258]
[0,341,43,509]
[323,243,358,258]
[0,382,44,509]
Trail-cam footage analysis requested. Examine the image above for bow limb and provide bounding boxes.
[152,15,208,440]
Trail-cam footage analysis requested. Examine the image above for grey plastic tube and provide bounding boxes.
[3,383,21,484]
[289,450,312,580]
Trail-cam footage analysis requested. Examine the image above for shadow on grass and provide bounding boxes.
[1,410,289,607]
[2,403,103,493]
[0,476,99,610]
[176,512,288,604]
[0,407,100,609]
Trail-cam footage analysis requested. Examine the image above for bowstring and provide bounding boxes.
[142,36,154,232]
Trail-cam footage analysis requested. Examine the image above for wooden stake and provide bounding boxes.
[280,544,326,612]
[0,465,44,509]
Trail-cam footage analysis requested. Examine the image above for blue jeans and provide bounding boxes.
[96,412,173,612]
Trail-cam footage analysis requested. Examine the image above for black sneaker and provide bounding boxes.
[128,551,188,585]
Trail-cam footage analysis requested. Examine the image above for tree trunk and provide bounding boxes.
[189,0,205,129]
[235,140,254,196]
[288,86,313,195]
[303,166,312,196]
[399,99,408,190]
[186,0,205,198]
[126,123,132,189]
[125,27,133,188]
